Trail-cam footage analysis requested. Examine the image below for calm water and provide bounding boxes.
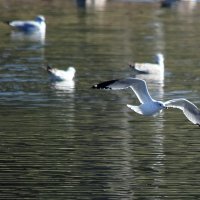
[0,0,200,199]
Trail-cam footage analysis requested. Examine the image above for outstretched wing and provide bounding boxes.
[164,98,200,125]
[92,77,153,104]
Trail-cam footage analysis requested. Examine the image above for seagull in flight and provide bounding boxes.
[130,53,164,75]
[92,77,200,127]
[6,15,46,33]
[47,65,76,81]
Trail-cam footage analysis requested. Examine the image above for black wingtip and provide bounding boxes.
[92,84,98,89]
[91,83,108,89]
[46,64,52,72]
[92,79,118,89]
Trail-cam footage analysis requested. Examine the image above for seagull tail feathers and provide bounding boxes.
[127,104,143,115]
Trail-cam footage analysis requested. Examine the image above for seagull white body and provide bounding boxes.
[130,53,164,75]
[47,65,76,81]
[92,77,200,126]
[7,15,46,33]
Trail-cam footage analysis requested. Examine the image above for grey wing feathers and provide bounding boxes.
[164,98,186,110]
[105,78,137,90]
[92,79,127,90]
[165,98,200,125]
[92,77,153,104]
[127,78,153,103]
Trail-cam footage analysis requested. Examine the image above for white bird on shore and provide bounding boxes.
[130,53,164,75]
[92,77,200,127]
[6,15,46,33]
[47,65,76,81]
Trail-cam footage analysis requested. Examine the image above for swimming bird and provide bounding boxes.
[47,65,76,81]
[92,77,200,126]
[130,53,164,75]
[5,15,46,33]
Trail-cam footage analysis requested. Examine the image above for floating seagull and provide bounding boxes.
[130,53,164,75]
[6,15,46,33]
[92,77,200,126]
[47,65,76,81]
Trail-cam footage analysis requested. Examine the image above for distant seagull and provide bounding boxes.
[130,53,164,75]
[5,15,46,33]
[92,77,200,127]
[47,65,76,81]
[161,0,178,8]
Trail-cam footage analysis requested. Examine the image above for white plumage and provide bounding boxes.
[130,53,164,75]
[6,15,46,33]
[47,65,76,81]
[92,77,200,126]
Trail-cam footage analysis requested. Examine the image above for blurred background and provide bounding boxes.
[0,0,200,199]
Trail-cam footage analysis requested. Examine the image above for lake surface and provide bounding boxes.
[0,0,200,199]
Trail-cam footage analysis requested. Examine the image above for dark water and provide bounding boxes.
[0,0,200,199]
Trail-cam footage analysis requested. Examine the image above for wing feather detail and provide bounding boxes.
[165,98,200,125]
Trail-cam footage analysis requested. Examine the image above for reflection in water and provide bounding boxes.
[86,0,107,11]
[10,30,45,44]
[0,0,200,199]
[76,0,107,10]
[161,0,197,12]
[153,21,165,54]
[9,29,46,62]
[0,25,46,107]
[150,132,165,194]
[135,73,164,87]
[132,55,165,194]
[51,80,75,93]
[176,0,197,15]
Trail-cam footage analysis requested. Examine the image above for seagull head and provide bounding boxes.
[68,67,76,78]
[68,67,76,74]
[157,101,167,110]
[35,15,45,23]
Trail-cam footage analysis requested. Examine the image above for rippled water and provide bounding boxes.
[0,0,200,199]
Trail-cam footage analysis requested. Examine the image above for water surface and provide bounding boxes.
[0,0,200,199]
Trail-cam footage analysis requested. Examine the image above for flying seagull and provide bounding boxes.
[5,15,46,33]
[47,65,76,81]
[130,53,164,74]
[92,77,200,127]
